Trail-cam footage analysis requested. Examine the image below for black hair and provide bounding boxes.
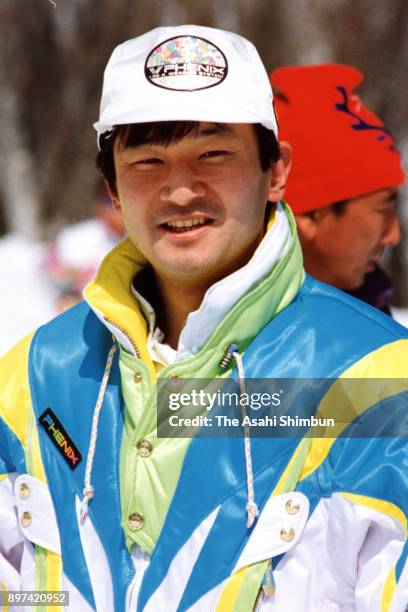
[96,121,280,196]
[330,199,349,216]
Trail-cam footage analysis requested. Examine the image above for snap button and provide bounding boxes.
[136,439,153,458]
[133,372,143,384]
[19,483,31,499]
[128,512,145,531]
[167,375,183,392]
[280,527,295,542]
[285,498,300,515]
[21,511,32,528]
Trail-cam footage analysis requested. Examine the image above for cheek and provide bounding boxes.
[351,221,383,252]
[116,177,155,225]
[206,169,248,195]
[117,172,151,202]
[324,215,369,254]
[224,171,269,214]
[347,210,384,239]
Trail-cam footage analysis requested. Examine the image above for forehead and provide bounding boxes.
[192,123,236,138]
[347,188,399,209]
[114,121,254,151]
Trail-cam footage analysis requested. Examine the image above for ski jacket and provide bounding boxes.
[1,209,408,611]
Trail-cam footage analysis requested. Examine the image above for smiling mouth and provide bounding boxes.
[161,216,213,233]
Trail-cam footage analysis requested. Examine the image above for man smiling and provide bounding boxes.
[99,121,290,347]
[1,26,408,611]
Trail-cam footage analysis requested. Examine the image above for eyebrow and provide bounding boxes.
[196,123,235,138]
[381,190,399,205]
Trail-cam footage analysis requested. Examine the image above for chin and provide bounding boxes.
[343,274,366,291]
[160,260,214,278]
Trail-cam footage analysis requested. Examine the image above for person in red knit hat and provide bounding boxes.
[270,64,405,314]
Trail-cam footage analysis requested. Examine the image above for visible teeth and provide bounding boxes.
[166,216,207,229]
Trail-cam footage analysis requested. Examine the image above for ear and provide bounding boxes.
[268,141,292,202]
[104,179,121,212]
[294,213,319,241]
[295,208,331,242]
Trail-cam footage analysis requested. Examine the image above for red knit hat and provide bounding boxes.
[270,64,405,213]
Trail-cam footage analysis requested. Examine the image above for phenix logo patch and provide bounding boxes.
[39,408,82,470]
[144,35,228,91]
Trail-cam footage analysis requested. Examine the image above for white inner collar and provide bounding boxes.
[132,203,291,367]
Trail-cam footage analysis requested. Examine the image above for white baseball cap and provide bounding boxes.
[94,24,278,147]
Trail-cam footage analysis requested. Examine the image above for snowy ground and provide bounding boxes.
[1,233,408,357]
[392,306,408,328]
[0,234,56,357]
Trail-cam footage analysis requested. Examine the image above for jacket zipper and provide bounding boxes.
[126,569,142,612]
[253,586,264,611]
[103,316,141,357]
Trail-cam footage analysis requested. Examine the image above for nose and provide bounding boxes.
[382,212,401,247]
[159,165,206,206]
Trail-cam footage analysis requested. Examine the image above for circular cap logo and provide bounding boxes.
[144,35,228,91]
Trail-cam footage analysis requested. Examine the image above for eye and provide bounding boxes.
[200,150,229,160]
[136,157,163,166]
[376,203,396,217]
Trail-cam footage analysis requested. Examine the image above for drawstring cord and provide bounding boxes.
[81,344,117,522]
[231,349,259,529]
[81,341,257,530]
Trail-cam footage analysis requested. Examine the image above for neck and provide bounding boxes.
[152,275,207,349]
[148,231,265,348]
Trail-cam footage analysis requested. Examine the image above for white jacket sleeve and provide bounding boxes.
[334,495,407,611]
[259,494,407,611]
[391,551,408,612]
[0,474,23,591]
